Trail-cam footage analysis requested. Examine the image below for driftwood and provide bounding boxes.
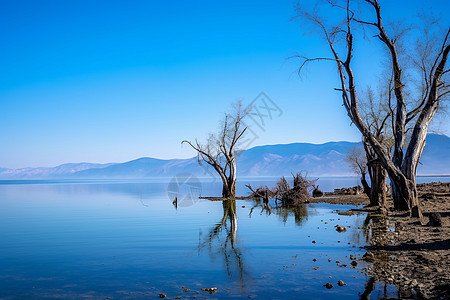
[246,172,315,207]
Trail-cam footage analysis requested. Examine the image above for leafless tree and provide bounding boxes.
[297,0,450,219]
[345,146,371,198]
[361,86,394,207]
[182,102,249,198]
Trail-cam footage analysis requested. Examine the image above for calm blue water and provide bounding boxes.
[0,176,445,299]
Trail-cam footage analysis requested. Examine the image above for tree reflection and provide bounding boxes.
[248,198,308,226]
[199,199,249,289]
[198,198,309,291]
[362,210,389,246]
[359,211,399,299]
[275,204,308,226]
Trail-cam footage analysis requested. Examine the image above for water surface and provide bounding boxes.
[2,177,440,299]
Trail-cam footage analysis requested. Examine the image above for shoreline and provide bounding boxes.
[314,181,449,299]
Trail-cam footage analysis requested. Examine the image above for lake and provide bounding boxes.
[0,176,447,299]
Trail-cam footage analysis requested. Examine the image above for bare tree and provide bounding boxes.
[297,0,450,219]
[182,102,248,198]
[361,86,394,207]
[345,146,371,198]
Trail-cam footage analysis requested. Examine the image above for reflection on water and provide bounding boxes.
[248,198,309,226]
[360,211,399,299]
[0,179,412,299]
[199,200,248,289]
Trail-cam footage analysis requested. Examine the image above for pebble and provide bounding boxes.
[201,287,217,294]
[159,293,167,298]
[335,225,347,232]
[337,280,346,286]
[324,283,333,289]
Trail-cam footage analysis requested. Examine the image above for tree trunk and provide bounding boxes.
[360,172,371,200]
[222,183,232,198]
[227,156,237,198]
[390,175,422,218]
[363,141,386,207]
[220,173,236,198]
[369,160,386,207]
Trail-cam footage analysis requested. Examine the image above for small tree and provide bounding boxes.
[345,146,371,198]
[360,86,393,207]
[182,102,248,198]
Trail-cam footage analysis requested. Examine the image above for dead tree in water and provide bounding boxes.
[297,0,450,218]
[246,172,314,207]
[183,102,248,198]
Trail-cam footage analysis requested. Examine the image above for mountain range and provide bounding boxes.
[1,133,449,179]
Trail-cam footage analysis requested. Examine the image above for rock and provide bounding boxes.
[312,240,316,244]
[351,261,358,267]
[313,267,319,270]
[337,280,346,286]
[312,258,317,262]
[159,293,167,298]
[350,255,356,260]
[174,297,182,299]
[427,212,442,227]
[182,288,191,292]
[335,225,347,232]
[201,287,217,294]
[313,187,324,197]
[362,251,375,262]
[324,283,333,289]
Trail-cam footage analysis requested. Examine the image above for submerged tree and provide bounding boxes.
[182,102,249,198]
[297,0,450,218]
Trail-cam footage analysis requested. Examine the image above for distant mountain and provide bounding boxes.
[0,134,448,179]
[236,141,358,176]
[0,163,115,179]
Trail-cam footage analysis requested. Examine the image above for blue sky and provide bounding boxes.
[1,0,449,168]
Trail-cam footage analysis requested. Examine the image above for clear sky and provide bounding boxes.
[1,0,449,168]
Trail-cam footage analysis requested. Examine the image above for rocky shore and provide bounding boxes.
[316,181,449,299]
